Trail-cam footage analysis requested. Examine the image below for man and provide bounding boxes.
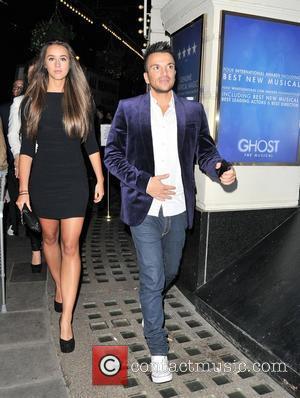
[0,78,24,168]
[11,79,24,98]
[0,77,24,235]
[104,41,236,383]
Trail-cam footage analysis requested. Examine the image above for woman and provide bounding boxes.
[8,58,43,273]
[16,41,104,353]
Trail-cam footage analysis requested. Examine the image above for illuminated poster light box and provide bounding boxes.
[216,12,300,164]
[171,16,203,101]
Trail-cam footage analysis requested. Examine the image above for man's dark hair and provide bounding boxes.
[143,41,175,71]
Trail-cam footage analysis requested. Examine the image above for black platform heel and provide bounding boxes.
[60,336,75,353]
[59,317,75,353]
[31,263,42,273]
[54,300,63,313]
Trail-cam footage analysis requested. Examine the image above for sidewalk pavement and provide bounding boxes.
[0,226,69,398]
[0,212,294,398]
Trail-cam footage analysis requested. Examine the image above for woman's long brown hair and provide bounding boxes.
[22,40,93,141]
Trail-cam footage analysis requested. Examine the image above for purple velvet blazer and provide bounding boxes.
[104,92,222,228]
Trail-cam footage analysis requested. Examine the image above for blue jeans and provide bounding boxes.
[130,210,187,355]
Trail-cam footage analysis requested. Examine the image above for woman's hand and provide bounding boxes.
[16,193,31,212]
[94,180,104,203]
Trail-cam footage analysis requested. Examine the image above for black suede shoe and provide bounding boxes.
[54,300,63,313]
[59,316,75,353]
[31,263,42,273]
[60,337,75,353]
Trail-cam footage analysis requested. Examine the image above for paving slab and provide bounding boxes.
[10,261,47,282]
[0,377,70,398]
[0,343,62,388]
[0,310,48,345]
[5,282,46,311]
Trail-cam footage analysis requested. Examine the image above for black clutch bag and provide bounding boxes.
[21,204,41,233]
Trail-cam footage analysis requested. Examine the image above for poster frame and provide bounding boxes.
[215,10,300,166]
[171,15,204,102]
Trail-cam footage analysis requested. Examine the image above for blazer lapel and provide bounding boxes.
[139,93,154,174]
[174,93,186,153]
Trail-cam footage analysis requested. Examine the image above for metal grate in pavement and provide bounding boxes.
[49,213,293,398]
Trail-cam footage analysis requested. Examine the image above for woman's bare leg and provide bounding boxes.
[39,218,62,302]
[60,217,84,340]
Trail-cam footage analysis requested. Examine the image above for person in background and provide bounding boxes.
[16,40,104,353]
[0,117,8,172]
[11,79,24,98]
[96,107,105,125]
[8,58,43,272]
[0,77,25,236]
[104,41,236,383]
[105,111,113,123]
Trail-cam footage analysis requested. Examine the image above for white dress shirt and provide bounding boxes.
[148,92,186,217]
[8,95,23,158]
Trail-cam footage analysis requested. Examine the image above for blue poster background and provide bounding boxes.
[217,13,300,163]
[171,18,202,100]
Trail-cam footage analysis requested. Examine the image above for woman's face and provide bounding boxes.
[44,44,70,82]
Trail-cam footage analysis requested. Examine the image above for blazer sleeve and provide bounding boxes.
[8,97,22,158]
[19,102,36,158]
[197,104,222,178]
[104,100,152,193]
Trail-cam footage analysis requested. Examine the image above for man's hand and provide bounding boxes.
[146,174,176,200]
[215,162,236,185]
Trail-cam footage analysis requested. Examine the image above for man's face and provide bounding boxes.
[12,79,24,97]
[144,52,176,94]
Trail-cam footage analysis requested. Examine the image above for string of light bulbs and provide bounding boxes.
[59,0,143,59]
[101,23,143,59]
[59,0,93,23]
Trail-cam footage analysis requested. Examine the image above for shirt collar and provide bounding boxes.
[150,91,175,110]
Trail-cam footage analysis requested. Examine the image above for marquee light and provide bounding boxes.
[59,0,93,23]
[102,24,143,59]
[59,0,143,59]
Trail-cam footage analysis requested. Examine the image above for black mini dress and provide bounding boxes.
[20,92,99,219]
